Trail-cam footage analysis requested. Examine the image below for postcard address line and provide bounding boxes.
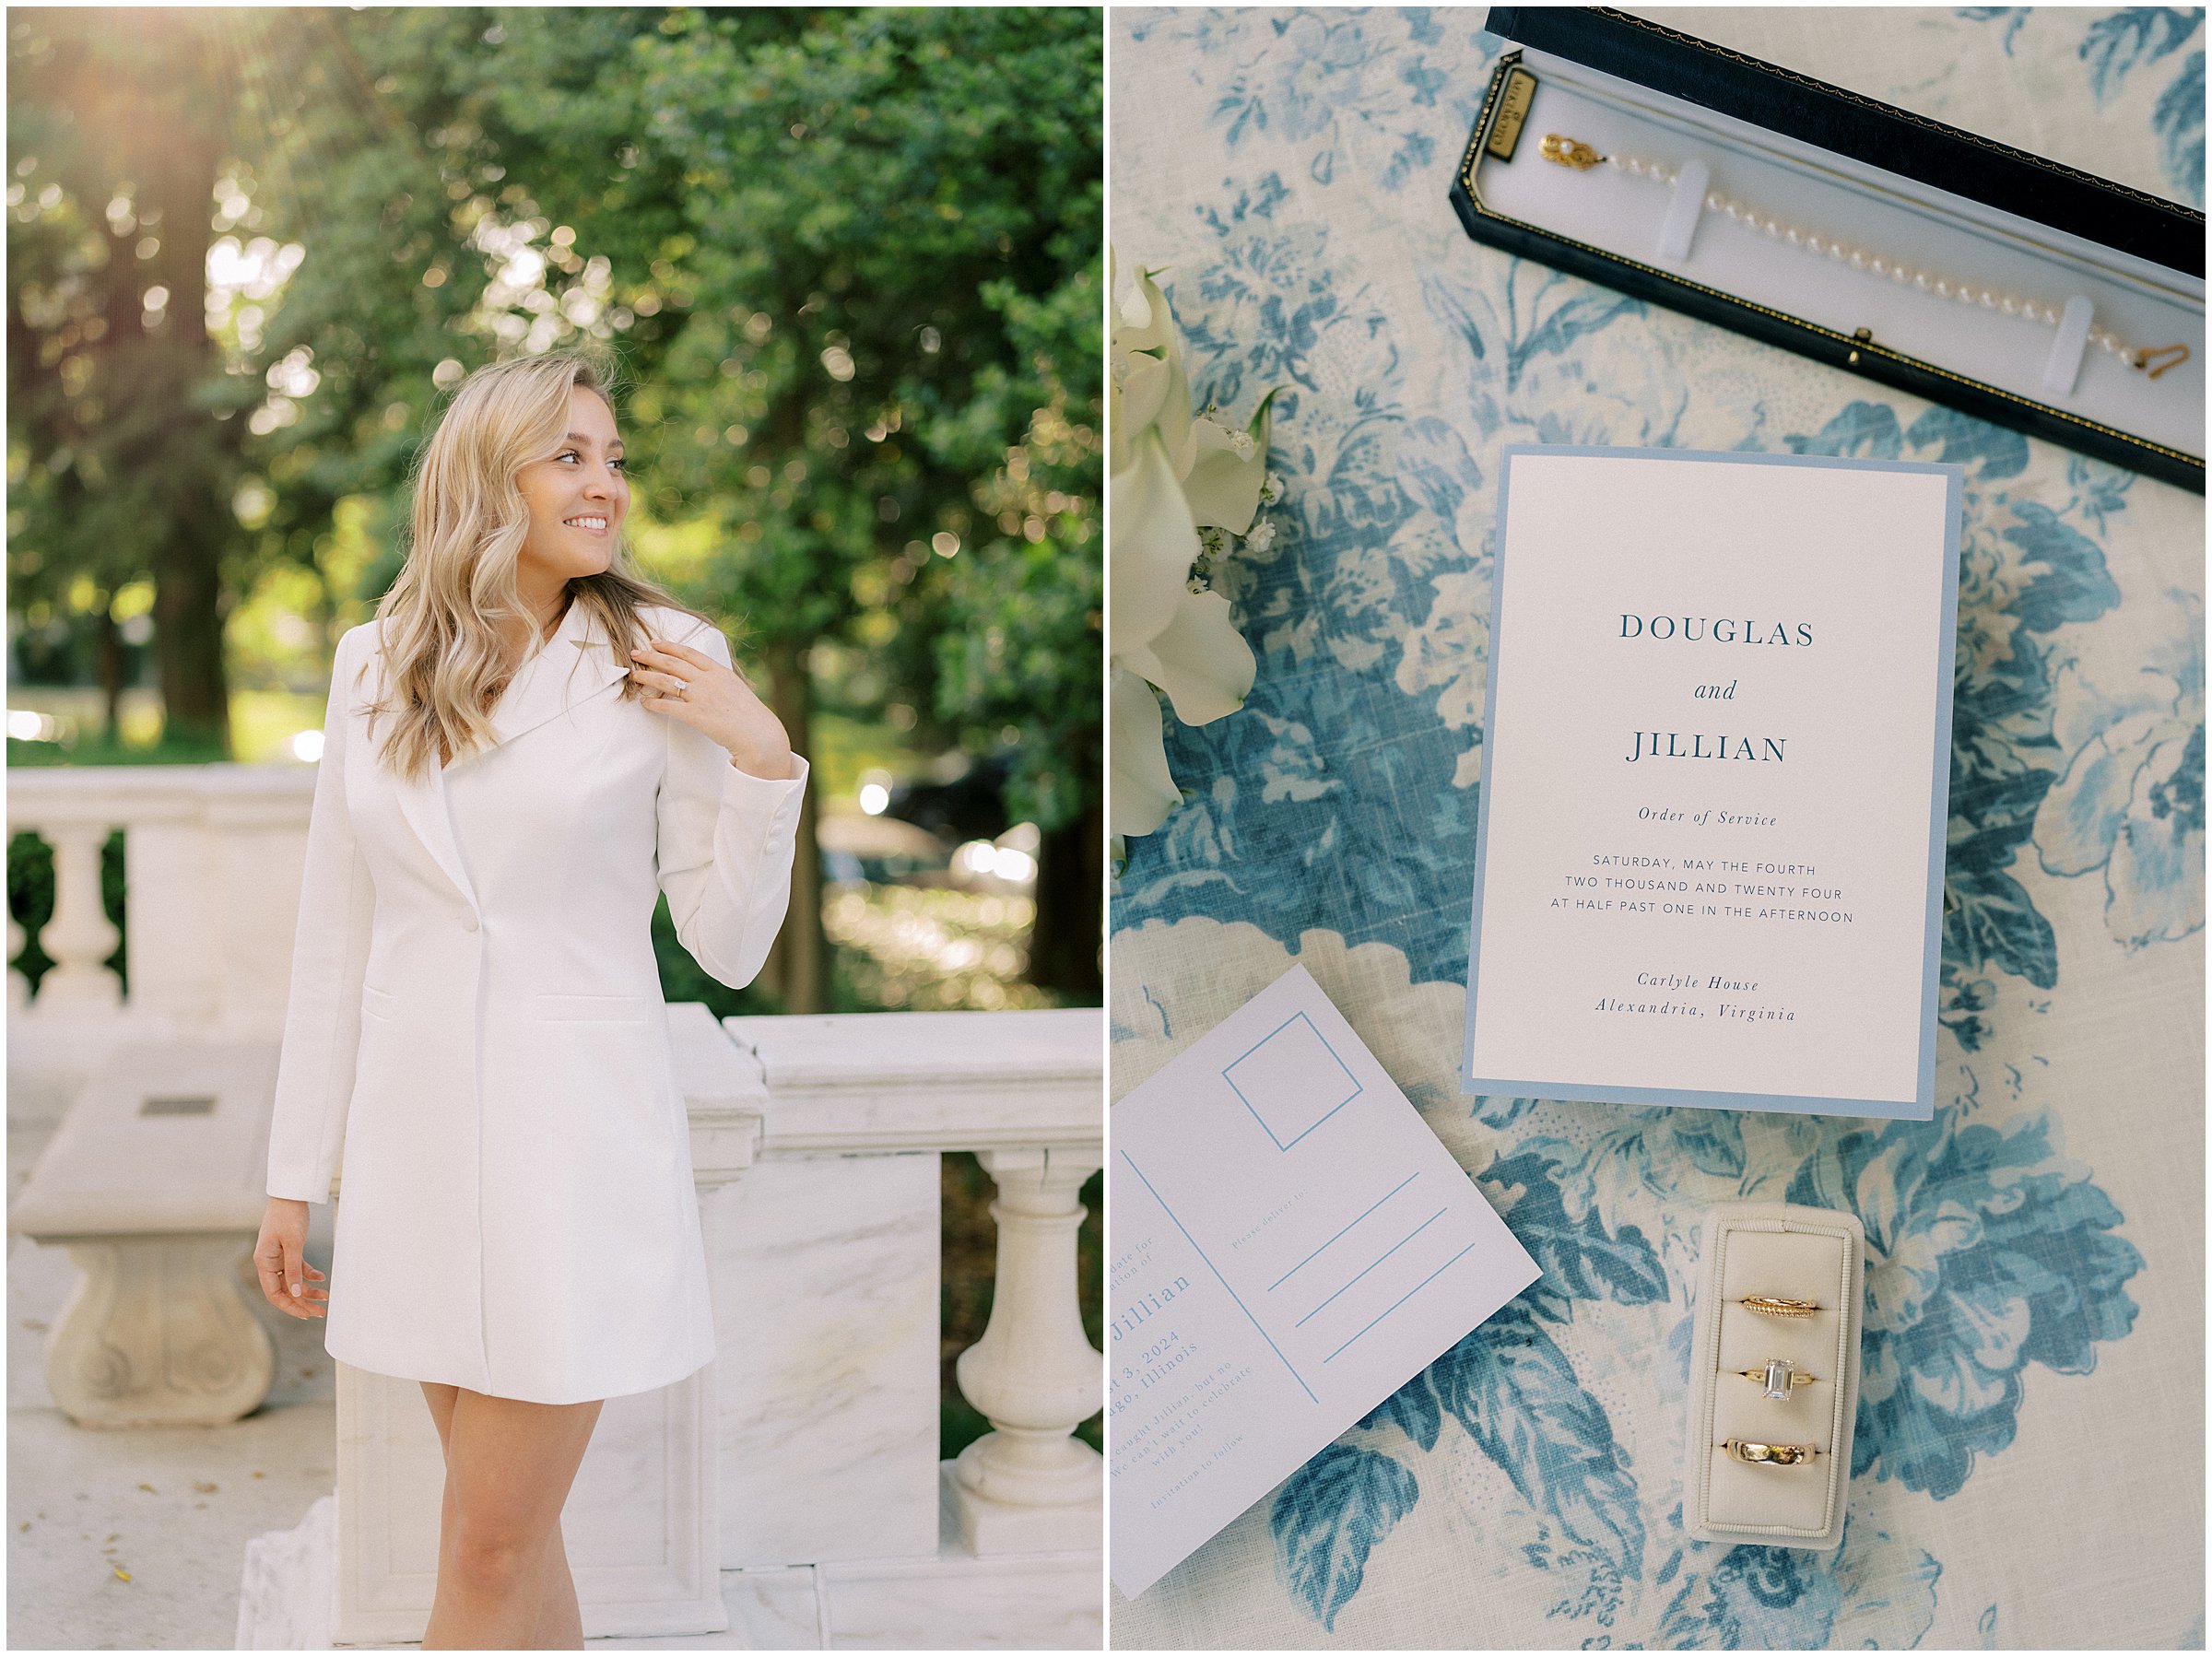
[1121,1151,1487,1391]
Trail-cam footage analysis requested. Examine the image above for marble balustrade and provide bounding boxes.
[725,1011,1104,1569]
[6,766,314,1077]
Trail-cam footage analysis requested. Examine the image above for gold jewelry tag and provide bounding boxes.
[1486,66,1537,161]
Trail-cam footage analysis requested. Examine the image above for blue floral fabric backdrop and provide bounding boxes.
[1109,7,2204,1649]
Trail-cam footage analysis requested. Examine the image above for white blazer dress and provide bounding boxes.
[265,597,806,1404]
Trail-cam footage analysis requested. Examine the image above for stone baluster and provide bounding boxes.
[950,1144,1104,1554]
[35,823,122,1011]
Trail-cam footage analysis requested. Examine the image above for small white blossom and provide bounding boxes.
[1243,519,1276,554]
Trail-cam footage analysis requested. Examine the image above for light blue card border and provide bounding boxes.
[1459,444,1964,1122]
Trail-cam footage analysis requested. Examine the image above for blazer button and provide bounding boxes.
[461,912,479,933]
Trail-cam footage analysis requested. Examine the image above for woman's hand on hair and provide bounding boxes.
[630,638,795,780]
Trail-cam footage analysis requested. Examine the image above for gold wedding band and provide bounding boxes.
[1725,1439,1817,1466]
[1740,1295,1819,1319]
[1739,1357,1814,1397]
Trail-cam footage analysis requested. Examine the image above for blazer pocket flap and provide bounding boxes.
[535,992,656,1022]
[361,983,401,1020]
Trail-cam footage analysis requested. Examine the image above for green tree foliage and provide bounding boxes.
[614,7,1104,1001]
[8,10,253,746]
[8,6,1102,1005]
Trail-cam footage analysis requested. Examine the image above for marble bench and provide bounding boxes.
[8,1040,280,1428]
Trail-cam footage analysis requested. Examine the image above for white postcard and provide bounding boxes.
[1462,446,1962,1118]
[1109,964,1540,1600]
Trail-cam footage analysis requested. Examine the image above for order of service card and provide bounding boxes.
[1463,446,1961,1119]
[1110,964,1540,1600]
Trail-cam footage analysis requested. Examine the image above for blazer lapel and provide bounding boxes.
[351,635,479,910]
[486,596,634,749]
[391,751,478,911]
[356,600,631,909]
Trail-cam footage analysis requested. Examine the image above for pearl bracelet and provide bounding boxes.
[1540,134,2191,381]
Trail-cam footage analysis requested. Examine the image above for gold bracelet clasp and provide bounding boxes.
[1539,134,1606,171]
[2134,343,2191,380]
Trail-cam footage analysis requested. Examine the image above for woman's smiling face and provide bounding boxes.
[515,385,629,586]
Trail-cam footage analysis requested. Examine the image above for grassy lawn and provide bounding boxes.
[8,690,926,793]
[6,687,323,766]
[824,886,1064,1012]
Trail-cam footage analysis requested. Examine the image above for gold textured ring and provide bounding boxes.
[1740,1295,1819,1319]
[1739,1357,1816,1397]
[1725,1439,1817,1467]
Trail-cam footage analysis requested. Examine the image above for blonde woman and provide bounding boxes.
[253,347,803,1649]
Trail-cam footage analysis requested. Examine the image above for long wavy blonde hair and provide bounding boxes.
[365,347,714,777]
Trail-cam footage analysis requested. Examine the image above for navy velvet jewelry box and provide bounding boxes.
[1452,7,2205,491]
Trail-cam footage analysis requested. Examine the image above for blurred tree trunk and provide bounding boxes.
[134,37,232,751]
[150,483,230,748]
[762,639,828,1013]
[1028,798,1101,1004]
[93,605,123,738]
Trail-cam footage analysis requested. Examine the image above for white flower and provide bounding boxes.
[1111,666,1182,840]
[1243,519,1276,555]
[1110,249,1277,840]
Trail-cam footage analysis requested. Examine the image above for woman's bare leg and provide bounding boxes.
[417,1383,602,1651]
[532,1519,582,1648]
[420,1382,584,1648]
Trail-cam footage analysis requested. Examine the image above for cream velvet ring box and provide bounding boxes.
[1684,1203,1865,1551]
[1452,8,2204,491]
